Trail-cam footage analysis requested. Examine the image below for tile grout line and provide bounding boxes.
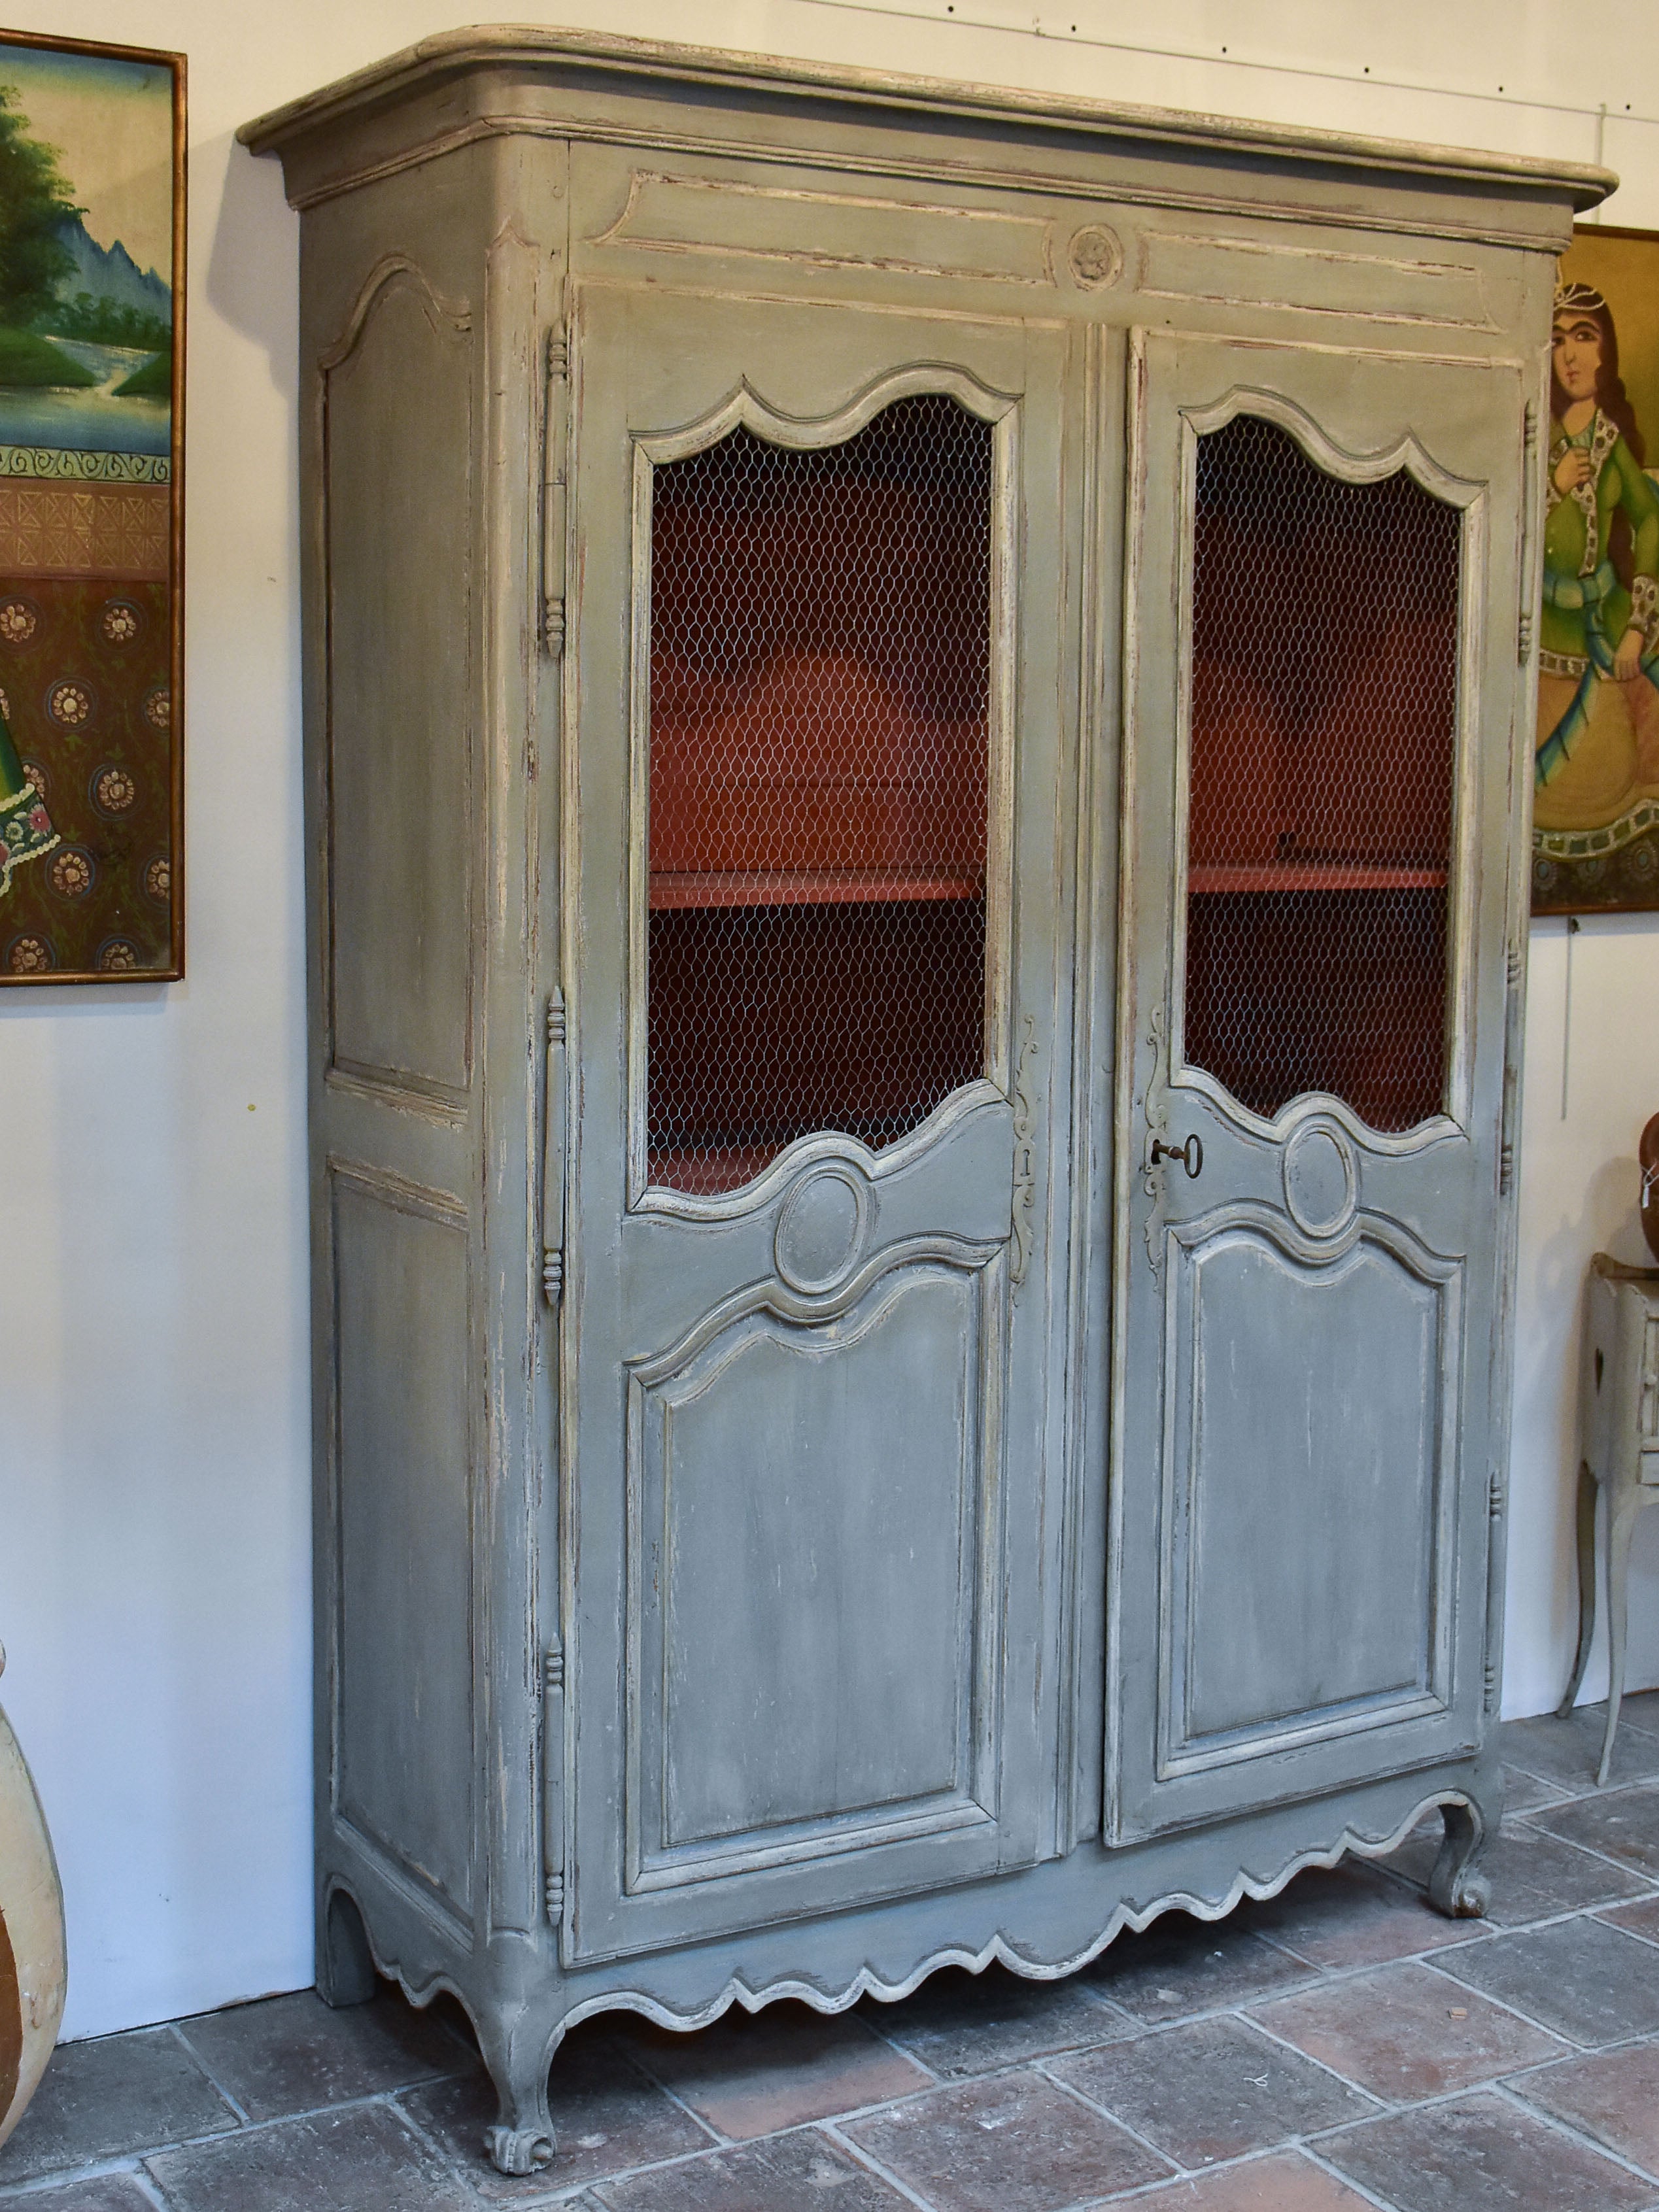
[585,2041,740,2151]
[1207,1994,1405,2112]
[1486,2074,1659,2196]
[1022,2013,1594,2203]
[0,2162,161,2205]
[1415,1937,1654,2050]
[1596,1908,1659,1953]
[1251,1942,1589,2069]
[1053,1997,1394,2122]
[1520,1812,1659,1885]
[1023,2051,1186,2178]
[1503,1802,1659,1875]
[380,2086,504,2207]
[0,2081,495,2203]
[1294,2136,1411,2212]
[817,2116,948,2212]
[1276,2062,1659,2210]
[131,2160,184,2212]
[160,2021,253,2130]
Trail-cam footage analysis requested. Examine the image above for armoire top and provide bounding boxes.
[240,24,1613,239]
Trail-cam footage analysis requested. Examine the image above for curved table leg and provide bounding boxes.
[1558,1461,1598,1718]
[1600,1493,1643,1787]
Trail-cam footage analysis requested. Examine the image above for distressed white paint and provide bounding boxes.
[0,0,1650,2039]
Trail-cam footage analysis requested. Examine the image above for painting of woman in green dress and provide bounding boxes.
[1533,269,1659,911]
[0,709,54,897]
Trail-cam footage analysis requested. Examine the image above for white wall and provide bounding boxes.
[1,0,1654,2042]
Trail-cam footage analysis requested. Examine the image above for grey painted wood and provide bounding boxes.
[323,262,475,1102]
[1109,330,1529,1845]
[641,1268,983,1849]
[241,26,1605,2181]
[560,278,1075,1975]
[331,1170,475,1919]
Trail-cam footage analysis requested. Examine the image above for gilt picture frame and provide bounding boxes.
[0,27,182,982]
[1533,223,1659,917]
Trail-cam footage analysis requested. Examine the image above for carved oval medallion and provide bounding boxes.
[1067,224,1124,290]
[1282,1118,1358,1240]
[774,1165,872,1295]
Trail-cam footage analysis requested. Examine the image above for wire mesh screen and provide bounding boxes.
[647,394,993,1195]
[1184,413,1462,1132]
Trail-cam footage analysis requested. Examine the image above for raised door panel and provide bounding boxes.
[629,1261,995,1889]
[564,281,1074,1962]
[322,263,475,1103]
[1162,1217,1458,1777]
[331,1168,475,1924]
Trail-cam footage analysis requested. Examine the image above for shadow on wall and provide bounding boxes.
[205,127,299,401]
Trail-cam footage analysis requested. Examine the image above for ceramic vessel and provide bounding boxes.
[0,1648,65,2150]
[1641,1114,1659,1265]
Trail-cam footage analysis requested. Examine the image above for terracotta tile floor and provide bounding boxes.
[12,1699,1659,2211]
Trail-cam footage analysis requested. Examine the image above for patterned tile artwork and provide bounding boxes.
[0,36,181,980]
[0,568,171,976]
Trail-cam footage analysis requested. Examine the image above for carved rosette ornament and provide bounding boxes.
[1066,223,1123,289]
[0,1644,66,2150]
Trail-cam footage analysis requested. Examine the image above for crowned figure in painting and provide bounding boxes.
[1535,281,1659,851]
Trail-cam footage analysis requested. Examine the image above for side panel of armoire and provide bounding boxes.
[298,133,563,1985]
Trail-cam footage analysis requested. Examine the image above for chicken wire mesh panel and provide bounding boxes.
[647,393,993,1195]
[1184,413,1462,1133]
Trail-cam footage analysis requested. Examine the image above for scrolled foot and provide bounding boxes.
[1428,1800,1491,1920]
[484,2124,555,2177]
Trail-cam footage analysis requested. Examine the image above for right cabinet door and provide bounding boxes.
[1108,330,1527,1843]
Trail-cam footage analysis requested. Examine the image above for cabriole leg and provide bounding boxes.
[1428,1799,1491,1920]
[1600,1495,1643,1787]
[479,2015,558,2177]
[1557,1461,1598,1718]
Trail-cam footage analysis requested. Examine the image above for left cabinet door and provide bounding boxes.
[560,284,1069,1965]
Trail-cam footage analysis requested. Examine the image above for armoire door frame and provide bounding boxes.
[557,274,1084,1964]
[1106,327,1530,1845]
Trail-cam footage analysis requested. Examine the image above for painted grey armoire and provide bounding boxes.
[242,32,1608,2174]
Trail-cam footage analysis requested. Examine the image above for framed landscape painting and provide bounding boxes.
[0,29,182,981]
[1533,224,1659,915]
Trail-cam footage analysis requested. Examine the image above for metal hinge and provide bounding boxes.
[543,991,566,1305]
[1498,942,1522,1198]
[542,313,570,657]
[1010,1014,1038,1289]
[543,1639,565,1925]
[1519,400,1539,666]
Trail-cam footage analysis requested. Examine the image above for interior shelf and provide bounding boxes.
[1189,862,1448,894]
[649,868,984,910]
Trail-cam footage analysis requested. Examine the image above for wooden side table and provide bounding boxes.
[1559,1253,1659,1782]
